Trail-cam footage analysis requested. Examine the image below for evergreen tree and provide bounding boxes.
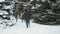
[30,0,60,25]
[0,0,16,28]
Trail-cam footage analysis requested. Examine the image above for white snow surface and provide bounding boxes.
[0,10,8,15]
[0,19,60,34]
[0,0,5,2]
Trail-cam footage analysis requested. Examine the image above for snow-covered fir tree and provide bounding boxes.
[0,0,17,28]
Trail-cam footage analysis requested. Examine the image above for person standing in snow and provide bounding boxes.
[23,5,32,28]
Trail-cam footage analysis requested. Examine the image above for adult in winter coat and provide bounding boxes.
[24,6,32,28]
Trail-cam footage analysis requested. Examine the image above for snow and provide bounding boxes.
[0,10,8,15]
[31,0,33,1]
[0,19,60,34]
[2,5,13,9]
[0,0,60,34]
[0,0,5,2]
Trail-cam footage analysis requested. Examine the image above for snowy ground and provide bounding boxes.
[0,19,60,34]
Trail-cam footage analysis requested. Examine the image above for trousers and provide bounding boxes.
[25,19,30,28]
